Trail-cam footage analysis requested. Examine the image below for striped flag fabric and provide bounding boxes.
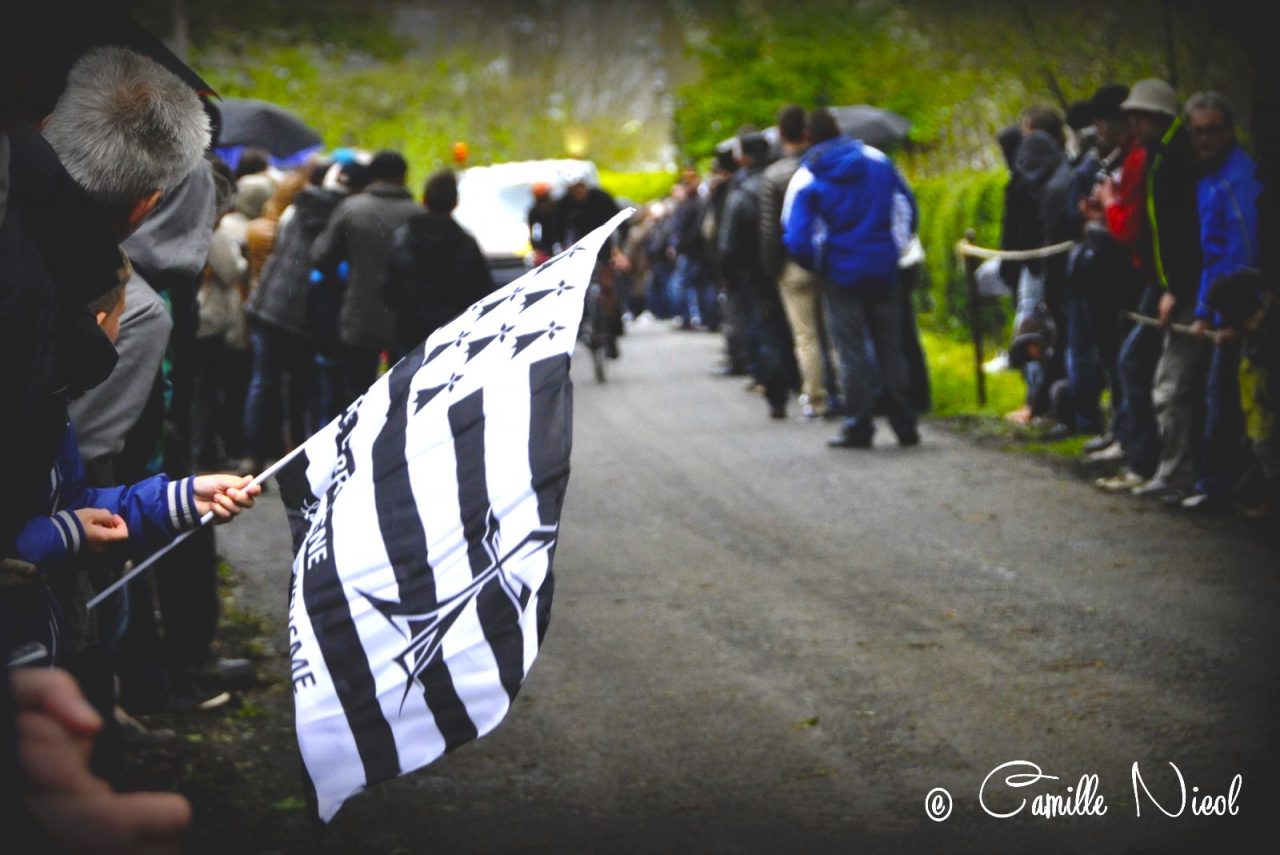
[275,209,631,822]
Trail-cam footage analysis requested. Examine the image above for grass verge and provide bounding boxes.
[920,326,1097,463]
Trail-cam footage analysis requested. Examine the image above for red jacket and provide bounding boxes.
[1105,137,1148,272]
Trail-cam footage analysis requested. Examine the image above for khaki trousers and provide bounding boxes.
[777,261,827,407]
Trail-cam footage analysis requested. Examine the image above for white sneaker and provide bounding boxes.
[1130,477,1170,498]
[983,351,1010,373]
[797,394,827,421]
[1085,443,1125,463]
[1095,470,1146,493]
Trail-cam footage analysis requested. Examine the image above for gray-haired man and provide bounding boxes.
[3,44,211,557]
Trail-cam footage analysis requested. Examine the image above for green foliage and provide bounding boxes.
[674,0,1260,176]
[134,0,408,59]
[674,0,927,165]
[915,169,1007,331]
[161,1,402,57]
[196,44,617,190]
[179,6,671,185]
[920,329,1024,419]
[599,170,679,205]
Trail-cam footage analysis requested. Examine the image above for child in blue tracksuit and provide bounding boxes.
[2,282,259,664]
[13,422,204,574]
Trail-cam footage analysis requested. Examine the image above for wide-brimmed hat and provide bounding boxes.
[1121,79,1180,118]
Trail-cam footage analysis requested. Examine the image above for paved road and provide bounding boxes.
[222,320,1280,854]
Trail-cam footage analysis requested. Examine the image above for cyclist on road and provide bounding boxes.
[552,176,630,358]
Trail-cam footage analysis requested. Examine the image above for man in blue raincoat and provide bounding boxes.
[783,108,920,449]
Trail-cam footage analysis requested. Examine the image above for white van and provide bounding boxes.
[453,158,601,286]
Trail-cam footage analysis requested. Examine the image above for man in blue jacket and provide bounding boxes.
[783,109,920,448]
[1181,92,1261,511]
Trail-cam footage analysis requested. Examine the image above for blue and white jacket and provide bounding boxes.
[1195,143,1260,323]
[782,136,918,290]
[14,422,200,569]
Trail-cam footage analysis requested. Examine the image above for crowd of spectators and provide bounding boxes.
[987,80,1275,518]
[618,105,930,444]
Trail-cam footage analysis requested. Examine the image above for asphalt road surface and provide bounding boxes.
[223,319,1280,854]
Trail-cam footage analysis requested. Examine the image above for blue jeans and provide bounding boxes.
[312,353,346,429]
[1118,285,1163,477]
[244,320,315,462]
[667,254,711,326]
[1064,291,1106,434]
[824,279,916,440]
[1195,340,1243,498]
[646,260,674,319]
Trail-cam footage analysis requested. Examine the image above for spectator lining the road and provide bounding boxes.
[783,108,920,449]
[384,168,497,352]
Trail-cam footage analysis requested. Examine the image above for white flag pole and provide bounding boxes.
[85,445,308,610]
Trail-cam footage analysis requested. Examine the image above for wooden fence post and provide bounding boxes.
[962,230,987,407]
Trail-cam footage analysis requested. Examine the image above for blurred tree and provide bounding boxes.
[672,0,1263,176]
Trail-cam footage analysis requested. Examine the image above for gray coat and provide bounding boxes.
[311,183,419,350]
[69,272,173,462]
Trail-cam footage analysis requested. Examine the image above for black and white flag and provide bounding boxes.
[275,209,631,822]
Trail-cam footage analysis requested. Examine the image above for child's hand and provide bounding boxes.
[193,474,261,524]
[73,509,128,553]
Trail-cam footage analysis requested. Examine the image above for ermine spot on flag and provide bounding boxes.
[275,210,631,822]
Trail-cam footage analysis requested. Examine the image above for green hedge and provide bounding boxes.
[598,170,679,206]
[914,169,1007,333]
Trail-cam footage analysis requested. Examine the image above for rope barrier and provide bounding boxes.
[950,234,1225,407]
[1123,310,1221,344]
[954,239,1076,261]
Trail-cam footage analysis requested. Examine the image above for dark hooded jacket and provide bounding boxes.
[249,185,344,335]
[997,125,1026,289]
[1,124,121,554]
[1014,131,1072,306]
[1005,131,1069,278]
[384,211,496,352]
[717,166,766,292]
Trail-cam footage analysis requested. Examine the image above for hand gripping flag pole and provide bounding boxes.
[85,450,305,610]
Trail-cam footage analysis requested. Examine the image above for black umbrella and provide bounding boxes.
[828,105,911,150]
[213,97,324,161]
[4,1,217,125]
[714,126,782,162]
